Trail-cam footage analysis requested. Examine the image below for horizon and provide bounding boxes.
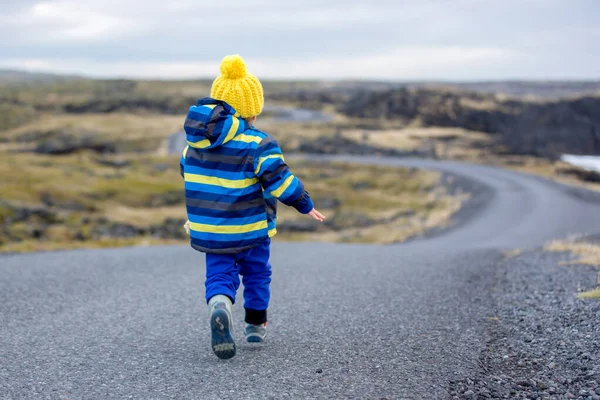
[3,68,600,84]
[1,1,598,81]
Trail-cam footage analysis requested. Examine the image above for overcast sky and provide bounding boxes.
[0,0,598,80]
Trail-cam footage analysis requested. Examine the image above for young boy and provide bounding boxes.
[180,54,325,360]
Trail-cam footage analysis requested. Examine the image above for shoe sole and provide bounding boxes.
[246,334,264,343]
[246,333,267,343]
[210,308,236,359]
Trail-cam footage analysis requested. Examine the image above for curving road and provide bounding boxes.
[2,157,600,400]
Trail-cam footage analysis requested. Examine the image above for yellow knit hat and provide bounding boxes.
[210,55,264,119]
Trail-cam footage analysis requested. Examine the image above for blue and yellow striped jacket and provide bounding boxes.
[180,98,314,254]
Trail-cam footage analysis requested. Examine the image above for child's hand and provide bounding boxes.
[183,220,191,235]
[308,208,326,222]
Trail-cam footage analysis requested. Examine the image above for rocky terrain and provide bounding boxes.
[3,77,600,159]
[450,237,600,399]
[2,76,600,252]
[339,88,600,158]
[0,151,464,252]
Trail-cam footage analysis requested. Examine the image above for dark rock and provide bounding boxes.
[61,95,193,115]
[325,211,375,231]
[276,220,319,233]
[267,90,338,111]
[92,157,131,168]
[297,133,436,158]
[40,192,93,212]
[351,181,372,190]
[152,163,171,173]
[27,225,45,239]
[34,130,116,155]
[313,196,342,210]
[556,165,600,183]
[148,218,188,239]
[73,231,86,241]
[91,222,141,239]
[0,202,59,225]
[15,130,55,143]
[341,88,600,158]
[144,191,184,208]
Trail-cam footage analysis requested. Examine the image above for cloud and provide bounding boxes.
[0,46,514,80]
[0,0,598,79]
[0,1,143,43]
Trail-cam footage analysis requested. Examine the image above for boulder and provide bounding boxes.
[0,201,59,225]
[149,218,188,239]
[144,191,184,208]
[40,192,94,212]
[91,157,131,168]
[276,220,320,233]
[91,221,142,239]
[555,165,600,183]
[312,196,342,210]
[325,211,375,231]
[297,133,436,158]
[35,130,116,155]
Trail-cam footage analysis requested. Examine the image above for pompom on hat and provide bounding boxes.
[210,55,264,119]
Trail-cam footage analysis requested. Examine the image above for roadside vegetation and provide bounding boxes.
[2,76,598,253]
[0,150,463,252]
[544,239,600,299]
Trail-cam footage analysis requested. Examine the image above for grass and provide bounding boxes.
[0,152,181,207]
[544,240,600,266]
[544,239,600,299]
[502,248,523,258]
[577,288,600,299]
[276,160,468,244]
[0,150,465,252]
[1,113,184,144]
[0,151,185,252]
[10,77,600,254]
[1,90,468,252]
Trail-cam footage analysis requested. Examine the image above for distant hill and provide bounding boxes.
[1,68,599,98]
[304,80,600,99]
[448,81,600,99]
[0,69,82,86]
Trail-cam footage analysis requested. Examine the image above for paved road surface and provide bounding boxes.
[2,157,600,399]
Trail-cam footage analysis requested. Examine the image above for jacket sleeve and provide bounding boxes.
[180,145,189,178]
[254,137,314,214]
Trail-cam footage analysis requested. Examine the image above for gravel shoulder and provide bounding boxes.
[450,246,600,399]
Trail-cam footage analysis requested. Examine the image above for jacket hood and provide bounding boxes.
[184,98,249,150]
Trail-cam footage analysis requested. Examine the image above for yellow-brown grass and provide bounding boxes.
[544,239,600,299]
[0,153,466,252]
[544,240,600,267]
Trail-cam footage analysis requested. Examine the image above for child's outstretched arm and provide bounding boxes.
[255,137,325,222]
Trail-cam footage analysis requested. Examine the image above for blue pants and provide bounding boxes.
[205,239,272,324]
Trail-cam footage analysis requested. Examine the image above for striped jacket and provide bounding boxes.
[180,98,314,254]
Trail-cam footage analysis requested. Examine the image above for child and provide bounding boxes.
[180,54,325,359]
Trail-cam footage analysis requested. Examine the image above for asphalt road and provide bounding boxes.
[2,157,600,400]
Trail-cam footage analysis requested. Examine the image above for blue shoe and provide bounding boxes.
[208,296,236,359]
[244,323,267,343]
